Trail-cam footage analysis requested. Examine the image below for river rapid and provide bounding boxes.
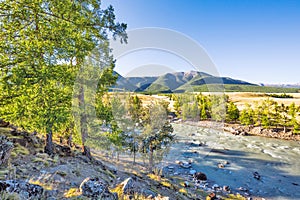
[164,123,300,200]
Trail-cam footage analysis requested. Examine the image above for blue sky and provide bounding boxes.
[103,0,300,84]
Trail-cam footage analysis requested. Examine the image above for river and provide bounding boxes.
[164,123,300,200]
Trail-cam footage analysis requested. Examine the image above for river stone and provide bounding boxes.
[0,180,44,199]
[79,177,116,199]
[193,172,207,181]
[250,127,262,135]
[189,169,196,175]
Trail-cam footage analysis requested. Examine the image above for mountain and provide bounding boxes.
[111,71,258,93]
[262,83,300,89]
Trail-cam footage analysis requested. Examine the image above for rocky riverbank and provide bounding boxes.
[179,120,300,141]
[1,126,249,200]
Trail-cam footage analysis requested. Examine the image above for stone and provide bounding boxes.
[218,163,225,168]
[189,169,196,175]
[238,187,248,192]
[250,127,262,135]
[212,184,219,190]
[223,161,230,165]
[183,181,190,187]
[0,180,44,199]
[206,192,217,200]
[193,172,207,181]
[0,136,14,166]
[180,161,191,169]
[223,185,230,192]
[120,177,135,194]
[253,171,261,180]
[141,189,157,198]
[79,177,116,199]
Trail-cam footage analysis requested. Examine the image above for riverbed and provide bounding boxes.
[164,123,300,200]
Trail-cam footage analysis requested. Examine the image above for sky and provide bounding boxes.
[102,0,300,84]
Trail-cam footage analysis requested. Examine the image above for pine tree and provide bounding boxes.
[0,0,127,155]
[239,104,254,125]
[226,102,240,123]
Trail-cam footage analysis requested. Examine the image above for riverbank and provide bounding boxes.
[165,123,300,200]
[177,120,300,141]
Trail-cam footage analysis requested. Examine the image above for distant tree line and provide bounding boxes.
[171,93,300,134]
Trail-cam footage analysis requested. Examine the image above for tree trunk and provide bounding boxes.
[82,145,93,160]
[67,134,72,147]
[133,146,136,164]
[79,85,92,160]
[149,145,154,172]
[44,130,53,155]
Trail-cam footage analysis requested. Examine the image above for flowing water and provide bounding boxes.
[165,123,300,200]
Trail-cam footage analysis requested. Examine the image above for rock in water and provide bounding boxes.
[223,185,230,192]
[0,135,14,166]
[253,171,261,180]
[206,192,217,200]
[79,177,117,199]
[0,180,44,199]
[193,172,207,181]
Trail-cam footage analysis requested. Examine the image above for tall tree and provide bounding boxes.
[140,102,174,172]
[0,0,127,155]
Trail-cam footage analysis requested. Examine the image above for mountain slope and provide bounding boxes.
[111,71,299,93]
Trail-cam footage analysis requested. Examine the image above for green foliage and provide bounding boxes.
[226,102,240,122]
[188,84,299,93]
[239,104,254,125]
[267,93,294,98]
[0,0,127,152]
[140,102,174,171]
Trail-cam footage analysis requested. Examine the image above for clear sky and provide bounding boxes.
[103,0,300,84]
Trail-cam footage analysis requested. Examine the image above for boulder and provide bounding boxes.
[206,192,217,200]
[120,177,135,194]
[141,189,157,198]
[253,171,261,180]
[193,172,207,181]
[0,180,44,199]
[79,177,117,199]
[250,127,262,135]
[179,161,191,169]
[223,185,230,192]
[0,135,14,166]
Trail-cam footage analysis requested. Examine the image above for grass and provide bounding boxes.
[64,188,81,198]
[10,143,30,158]
[29,179,53,190]
[224,193,246,200]
[0,191,20,200]
[31,157,49,167]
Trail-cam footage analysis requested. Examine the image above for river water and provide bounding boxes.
[164,123,300,200]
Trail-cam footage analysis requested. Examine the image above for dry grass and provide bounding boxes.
[226,92,300,110]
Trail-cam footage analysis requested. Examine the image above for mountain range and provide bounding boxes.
[111,71,257,93]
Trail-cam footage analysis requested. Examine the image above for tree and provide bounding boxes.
[288,102,300,134]
[278,103,290,133]
[226,102,239,123]
[140,102,174,171]
[128,95,143,123]
[210,95,226,121]
[239,104,254,126]
[0,0,127,155]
